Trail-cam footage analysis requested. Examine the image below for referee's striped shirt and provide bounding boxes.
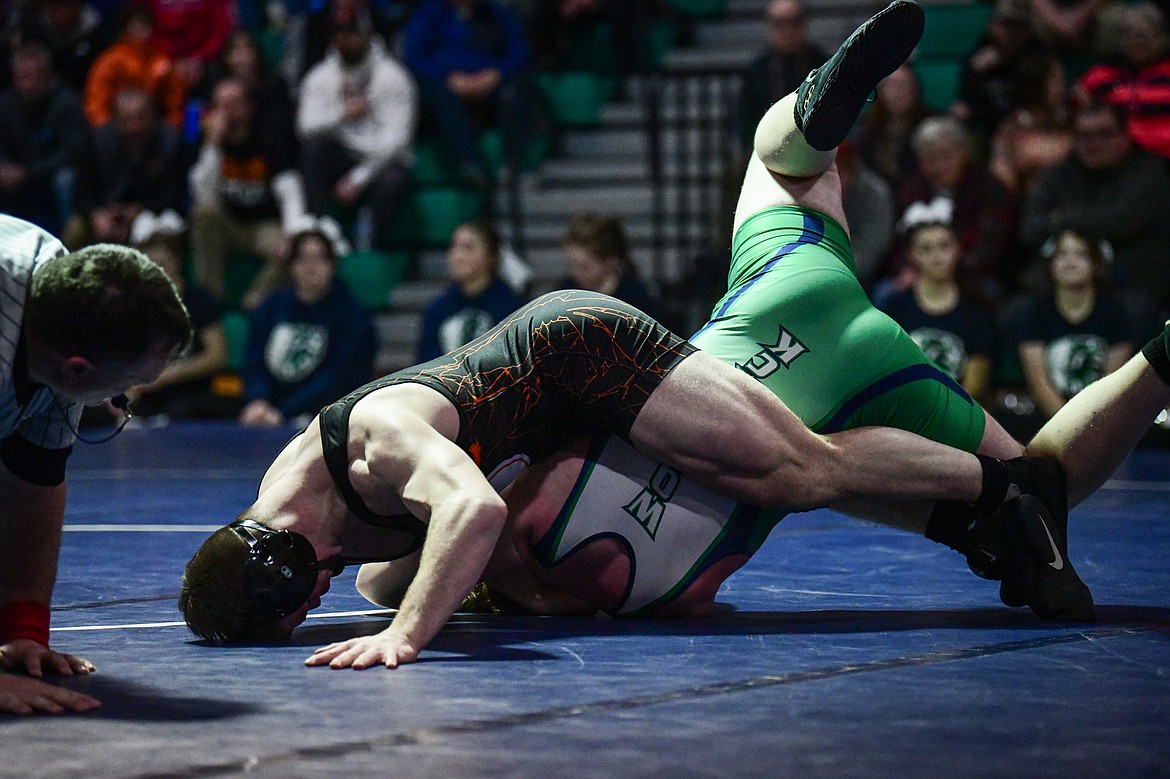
[0,215,81,450]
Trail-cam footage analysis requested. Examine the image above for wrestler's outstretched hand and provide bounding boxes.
[0,638,95,677]
[305,628,419,669]
[0,673,101,715]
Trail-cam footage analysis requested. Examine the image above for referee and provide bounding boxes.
[0,214,190,715]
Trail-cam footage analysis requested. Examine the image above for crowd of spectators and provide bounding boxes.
[735,0,1170,438]
[3,0,1169,439]
[0,0,679,427]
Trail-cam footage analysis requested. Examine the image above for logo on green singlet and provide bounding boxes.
[736,325,809,379]
[623,463,681,540]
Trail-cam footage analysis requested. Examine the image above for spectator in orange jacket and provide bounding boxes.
[83,5,187,129]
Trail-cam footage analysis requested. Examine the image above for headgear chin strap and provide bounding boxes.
[230,519,346,621]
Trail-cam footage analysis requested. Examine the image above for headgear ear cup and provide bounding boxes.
[231,519,330,620]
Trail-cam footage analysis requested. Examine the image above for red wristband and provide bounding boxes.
[0,600,51,647]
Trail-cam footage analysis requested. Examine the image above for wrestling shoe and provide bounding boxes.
[961,510,1006,581]
[997,458,1096,622]
[794,0,925,151]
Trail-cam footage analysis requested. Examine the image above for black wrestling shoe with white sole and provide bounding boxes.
[794,0,925,151]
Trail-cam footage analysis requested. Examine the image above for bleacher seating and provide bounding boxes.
[912,3,992,112]
[337,250,412,310]
[916,3,991,60]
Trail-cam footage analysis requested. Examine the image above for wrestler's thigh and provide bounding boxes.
[628,350,823,486]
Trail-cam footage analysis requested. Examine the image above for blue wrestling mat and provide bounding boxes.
[2,423,1168,778]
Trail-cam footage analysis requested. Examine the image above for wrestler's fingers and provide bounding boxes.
[55,651,95,674]
[350,648,383,670]
[45,651,74,677]
[36,687,100,711]
[21,655,43,678]
[304,646,344,666]
[0,680,100,715]
[328,646,366,669]
[40,686,100,713]
[22,694,62,714]
[66,654,96,675]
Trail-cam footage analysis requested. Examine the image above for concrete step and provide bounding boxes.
[599,102,646,125]
[514,183,657,217]
[725,0,768,18]
[561,128,647,158]
[389,280,446,311]
[558,113,737,159]
[695,18,764,49]
[663,45,757,71]
[374,344,417,375]
[375,309,422,345]
[538,157,652,185]
[503,216,658,244]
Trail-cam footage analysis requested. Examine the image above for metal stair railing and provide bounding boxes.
[642,66,744,332]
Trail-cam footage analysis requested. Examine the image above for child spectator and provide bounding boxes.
[239,226,376,427]
[558,212,659,319]
[879,205,995,403]
[417,218,522,361]
[892,116,1017,298]
[1017,228,1135,420]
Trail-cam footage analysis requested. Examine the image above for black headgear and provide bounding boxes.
[230,519,345,621]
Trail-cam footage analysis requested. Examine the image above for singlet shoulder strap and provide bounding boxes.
[318,402,426,544]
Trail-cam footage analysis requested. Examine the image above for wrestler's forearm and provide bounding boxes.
[387,499,508,652]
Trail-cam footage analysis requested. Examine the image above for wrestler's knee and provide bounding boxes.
[354,560,415,608]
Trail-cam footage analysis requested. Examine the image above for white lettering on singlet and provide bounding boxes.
[548,437,739,613]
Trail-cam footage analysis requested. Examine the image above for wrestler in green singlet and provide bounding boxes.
[691,205,986,451]
[530,208,992,611]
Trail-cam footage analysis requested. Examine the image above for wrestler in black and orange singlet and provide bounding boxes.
[317,290,696,551]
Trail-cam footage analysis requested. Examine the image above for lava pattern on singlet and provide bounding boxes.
[318,290,696,533]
